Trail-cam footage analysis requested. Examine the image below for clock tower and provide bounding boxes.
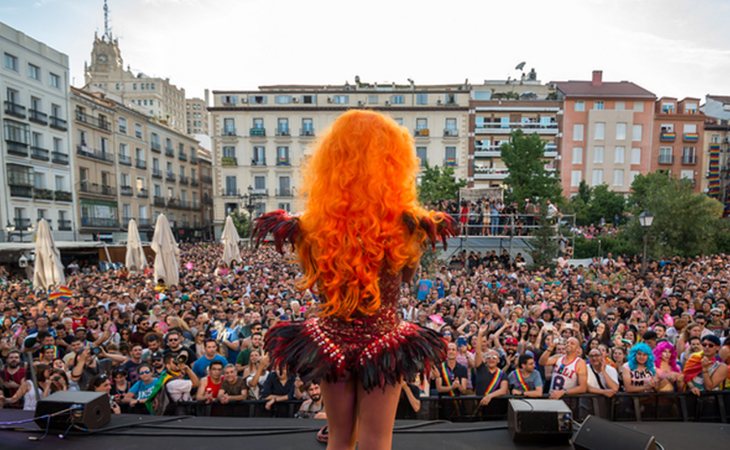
[84,0,123,84]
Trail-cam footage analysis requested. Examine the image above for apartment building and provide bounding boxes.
[197,147,214,240]
[208,79,470,237]
[470,76,559,188]
[553,71,656,195]
[0,21,75,242]
[701,95,730,214]
[186,96,209,135]
[650,97,704,190]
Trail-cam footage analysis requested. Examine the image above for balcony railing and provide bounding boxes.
[57,219,72,231]
[276,128,291,137]
[191,179,200,187]
[28,109,48,125]
[165,147,174,157]
[473,166,510,180]
[137,189,149,198]
[276,188,293,197]
[6,140,29,156]
[179,175,189,185]
[444,158,458,167]
[178,152,188,161]
[249,127,265,137]
[30,146,50,161]
[136,159,147,169]
[444,128,459,137]
[190,155,198,165]
[33,188,54,200]
[54,190,72,202]
[137,218,152,228]
[119,154,132,166]
[79,181,116,196]
[658,155,674,165]
[52,152,69,165]
[475,121,559,134]
[153,196,166,207]
[81,217,119,228]
[49,116,67,131]
[300,128,315,137]
[151,141,161,153]
[681,155,697,164]
[222,157,238,167]
[166,172,176,182]
[9,184,33,198]
[276,158,291,166]
[76,145,114,163]
[120,185,133,196]
[4,101,26,118]
[660,131,676,142]
[683,133,699,143]
[75,111,110,131]
[152,168,163,179]
[222,128,237,137]
[415,128,430,137]
[13,218,31,229]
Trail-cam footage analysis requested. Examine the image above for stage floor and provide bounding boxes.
[1,410,728,450]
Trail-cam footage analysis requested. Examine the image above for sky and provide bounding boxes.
[1,0,729,100]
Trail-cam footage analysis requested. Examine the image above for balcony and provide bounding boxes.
[76,145,114,163]
[4,101,26,118]
[658,155,674,165]
[683,133,699,143]
[31,146,50,161]
[137,188,149,198]
[151,141,161,153]
[300,128,315,137]
[166,172,176,182]
[222,128,237,137]
[119,154,132,166]
[249,127,265,137]
[120,185,133,196]
[190,155,198,165]
[165,147,174,157]
[57,219,72,231]
[473,166,510,180]
[9,184,33,198]
[444,129,459,137]
[276,188,293,197]
[179,175,189,185]
[81,217,119,228]
[137,218,152,228]
[275,128,291,137]
[415,128,430,137]
[191,178,199,187]
[75,111,110,131]
[152,168,163,179]
[444,158,458,167]
[6,140,29,156]
[79,182,116,197]
[52,152,69,165]
[222,157,238,167]
[13,218,31,229]
[49,116,67,131]
[33,188,54,200]
[178,152,188,162]
[202,175,213,184]
[474,144,502,158]
[276,158,291,166]
[252,159,267,167]
[136,159,147,169]
[681,155,697,165]
[153,196,166,207]
[475,121,559,135]
[54,190,72,202]
[660,131,676,142]
[29,109,48,125]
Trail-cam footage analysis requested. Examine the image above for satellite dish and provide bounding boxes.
[515,61,526,71]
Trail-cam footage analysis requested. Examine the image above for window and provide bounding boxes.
[139,205,148,219]
[118,117,127,134]
[154,184,161,197]
[591,169,603,186]
[593,146,604,163]
[49,73,60,88]
[134,123,143,138]
[594,122,605,140]
[613,169,624,186]
[253,146,265,165]
[4,53,18,71]
[661,102,675,113]
[631,148,641,164]
[393,118,403,125]
[594,101,604,110]
[445,118,457,135]
[416,93,428,105]
[633,102,644,112]
[332,95,348,104]
[275,95,292,104]
[53,137,61,153]
[660,123,674,133]
[153,158,160,171]
[615,101,625,111]
[276,146,290,165]
[6,87,19,104]
[573,124,584,141]
[55,175,64,191]
[301,95,315,104]
[574,101,585,112]
[571,170,582,187]
[278,176,291,195]
[445,146,457,166]
[249,95,267,104]
[225,176,237,196]
[51,103,61,118]
[367,95,378,105]
[222,146,236,158]
[28,63,40,80]
[34,171,46,189]
[254,176,266,191]
[682,146,696,164]
[277,118,289,135]
[658,147,673,164]
[223,118,235,135]
[252,118,264,129]
[120,173,130,187]
[136,177,145,191]
[614,146,625,164]
[572,147,582,164]
[680,170,694,181]
[390,95,405,105]
[632,124,643,141]
[301,118,314,135]
[685,103,698,114]
[416,146,427,166]
[616,123,627,140]
[37,209,46,221]
[630,171,639,184]
[683,123,697,134]
[415,118,428,131]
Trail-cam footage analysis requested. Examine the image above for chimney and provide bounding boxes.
[591,70,603,87]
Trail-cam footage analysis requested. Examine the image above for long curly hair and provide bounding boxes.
[296,110,438,320]
[628,342,656,374]
[653,341,679,373]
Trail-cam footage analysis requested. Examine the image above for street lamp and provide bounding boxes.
[5,222,15,242]
[240,186,266,247]
[5,220,34,242]
[639,210,654,276]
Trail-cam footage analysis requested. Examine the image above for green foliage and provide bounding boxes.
[572,234,639,259]
[418,163,467,205]
[568,182,625,226]
[501,130,562,209]
[228,210,252,239]
[530,206,559,268]
[626,172,724,257]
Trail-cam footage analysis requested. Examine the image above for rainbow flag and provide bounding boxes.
[49,286,72,302]
[145,371,174,415]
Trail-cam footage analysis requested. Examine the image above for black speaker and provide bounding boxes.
[572,415,656,450]
[508,398,573,443]
[35,391,111,431]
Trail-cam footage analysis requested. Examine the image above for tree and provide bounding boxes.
[501,129,562,208]
[586,184,625,225]
[418,163,467,205]
[626,172,724,257]
[228,210,252,240]
[529,205,559,268]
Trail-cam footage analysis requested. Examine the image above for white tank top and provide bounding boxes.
[551,355,580,392]
[23,381,38,412]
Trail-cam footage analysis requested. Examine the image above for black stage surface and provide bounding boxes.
[0,410,728,450]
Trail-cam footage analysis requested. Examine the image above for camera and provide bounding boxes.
[175,352,188,365]
[92,347,102,356]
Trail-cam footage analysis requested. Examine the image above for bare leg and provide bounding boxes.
[355,382,402,450]
[321,379,358,450]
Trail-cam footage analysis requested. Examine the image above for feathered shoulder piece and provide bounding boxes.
[402,211,457,250]
[252,210,301,253]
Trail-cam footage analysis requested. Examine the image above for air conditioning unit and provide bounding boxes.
[327,97,333,103]
[241,98,248,104]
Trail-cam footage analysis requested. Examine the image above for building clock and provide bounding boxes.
[97,54,108,64]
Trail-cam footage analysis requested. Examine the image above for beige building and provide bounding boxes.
[208,79,470,236]
[701,95,730,215]
[197,147,214,240]
[71,87,203,242]
[186,95,209,135]
[83,30,186,133]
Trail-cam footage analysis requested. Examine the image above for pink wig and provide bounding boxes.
[653,341,679,372]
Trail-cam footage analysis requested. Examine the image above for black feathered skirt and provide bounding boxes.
[264,313,446,391]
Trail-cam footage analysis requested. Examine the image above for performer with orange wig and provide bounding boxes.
[253,110,456,449]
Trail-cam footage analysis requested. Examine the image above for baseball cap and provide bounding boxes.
[505,337,518,345]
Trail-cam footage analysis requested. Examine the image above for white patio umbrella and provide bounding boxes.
[125,219,147,271]
[33,219,65,290]
[221,215,242,265]
[151,214,180,286]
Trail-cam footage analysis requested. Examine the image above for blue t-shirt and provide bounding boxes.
[192,354,228,378]
[416,279,433,301]
[507,369,543,392]
[210,327,241,364]
[129,378,158,400]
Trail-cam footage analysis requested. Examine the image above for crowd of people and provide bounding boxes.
[0,241,729,420]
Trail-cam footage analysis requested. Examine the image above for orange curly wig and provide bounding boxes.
[297,110,442,321]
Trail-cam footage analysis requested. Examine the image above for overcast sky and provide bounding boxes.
[2,0,729,100]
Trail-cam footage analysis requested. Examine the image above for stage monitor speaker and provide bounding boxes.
[508,398,573,443]
[35,391,111,431]
[572,415,656,450]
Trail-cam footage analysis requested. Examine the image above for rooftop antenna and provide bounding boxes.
[103,0,112,40]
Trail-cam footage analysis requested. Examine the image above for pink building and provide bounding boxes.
[553,71,656,196]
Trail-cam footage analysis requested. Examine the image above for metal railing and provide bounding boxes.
[4,101,26,118]
[28,109,48,125]
[52,152,69,165]
[76,145,114,163]
[443,212,575,237]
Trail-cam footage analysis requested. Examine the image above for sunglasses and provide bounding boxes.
[701,343,716,348]
[138,370,151,375]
